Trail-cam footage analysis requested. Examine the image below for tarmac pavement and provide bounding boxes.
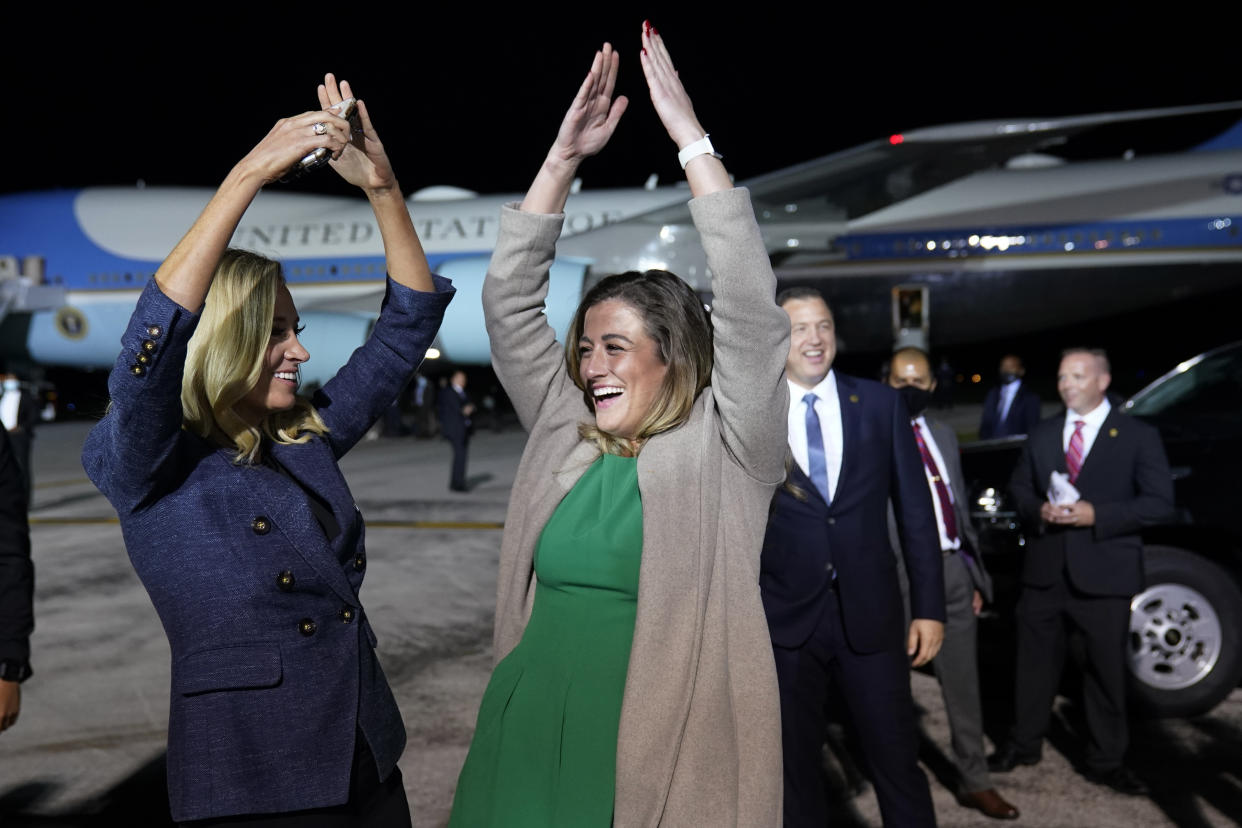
[2,412,1239,827]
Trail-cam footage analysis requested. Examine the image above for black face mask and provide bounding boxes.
[1000,371,1020,384]
[897,385,931,418]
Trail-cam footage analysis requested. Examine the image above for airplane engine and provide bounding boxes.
[434,255,589,365]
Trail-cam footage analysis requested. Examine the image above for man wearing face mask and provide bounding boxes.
[978,355,1040,440]
[887,347,1019,820]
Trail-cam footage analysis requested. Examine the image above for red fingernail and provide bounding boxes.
[644,19,650,33]
[642,47,647,55]
[652,26,659,35]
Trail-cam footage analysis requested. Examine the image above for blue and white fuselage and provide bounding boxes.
[0,184,687,384]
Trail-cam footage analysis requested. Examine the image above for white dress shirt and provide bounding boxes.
[787,370,843,502]
[1061,397,1111,459]
[0,383,19,431]
[998,378,1021,422]
[911,415,961,552]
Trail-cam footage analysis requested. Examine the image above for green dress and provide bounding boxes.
[449,453,642,827]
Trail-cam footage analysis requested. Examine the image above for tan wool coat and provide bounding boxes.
[481,187,790,827]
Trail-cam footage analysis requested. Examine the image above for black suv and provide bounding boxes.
[961,340,1242,718]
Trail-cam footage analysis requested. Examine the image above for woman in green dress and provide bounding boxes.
[449,24,791,827]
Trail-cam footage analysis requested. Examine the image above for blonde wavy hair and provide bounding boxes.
[181,249,327,463]
[564,270,713,457]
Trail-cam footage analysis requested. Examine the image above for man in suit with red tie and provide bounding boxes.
[988,348,1173,796]
[887,347,1019,820]
[762,288,945,827]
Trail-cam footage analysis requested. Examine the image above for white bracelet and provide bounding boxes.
[678,134,722,169]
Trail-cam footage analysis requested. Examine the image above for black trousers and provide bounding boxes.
[1010,576,1131,772]
[772,585,936,827]
[180,732,411,828]
[447,434,469,490]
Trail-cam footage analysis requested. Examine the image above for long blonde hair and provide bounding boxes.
[564,270,713,457]
[181,249,327,463]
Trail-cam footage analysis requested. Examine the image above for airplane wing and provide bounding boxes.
[555,101,1242,292]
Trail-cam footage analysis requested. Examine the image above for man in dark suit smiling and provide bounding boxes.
[988,348,1173,796]
[762,287,945,827]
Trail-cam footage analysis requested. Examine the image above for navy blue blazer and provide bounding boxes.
[979,381,1042,439]
[82,275,453,822]
[1008,407,1173,597]
[761,373,946,654]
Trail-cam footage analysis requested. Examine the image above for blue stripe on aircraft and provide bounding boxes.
[837,215,1242,261]
[0,190,491,290]
[1192,116,1242,152]
[0,190,152,285]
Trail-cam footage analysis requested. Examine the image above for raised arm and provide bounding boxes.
[154,95,353,311]
[521,43,628,215]
[486,44,629,429]
[639,21,732,197]
[309,75,452,450]
[641,23,789,481]
[319,74,433,294]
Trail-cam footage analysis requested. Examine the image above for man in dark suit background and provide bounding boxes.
[988,348,1173,796]
[887,347,1019,820]
[0,426,33,733]
[762,287,946,827]
[0,372,39,503]
[979,355,1041,439]
[437,369,475,492]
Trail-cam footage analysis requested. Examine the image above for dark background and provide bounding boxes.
[5,7,1238,197]
[5,6,1242,411]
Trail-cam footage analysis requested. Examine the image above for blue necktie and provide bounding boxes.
[803,392,831,505]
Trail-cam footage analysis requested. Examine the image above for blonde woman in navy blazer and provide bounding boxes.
[82,75,453,826]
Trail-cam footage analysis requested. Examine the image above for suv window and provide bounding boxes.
[1124,342,1242,437]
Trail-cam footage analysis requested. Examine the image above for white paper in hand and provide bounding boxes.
[1047,471,1081,506]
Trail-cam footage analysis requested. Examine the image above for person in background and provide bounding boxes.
[887,346,1019,821]
[0,426,33,733]
[988,348,1173,796]
[762,287,945,827]
[437,369,475,492]
[979,354,1040,439]
[0,373,39,502]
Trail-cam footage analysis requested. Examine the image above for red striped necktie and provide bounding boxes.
[912,422,958,542]
[1067,419,1086,483]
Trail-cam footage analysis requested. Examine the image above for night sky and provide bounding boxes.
[5,8,1238,198]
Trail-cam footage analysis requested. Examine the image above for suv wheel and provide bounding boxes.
[1129,545,1242,718]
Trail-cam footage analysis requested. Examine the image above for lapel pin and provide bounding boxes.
[849,394,860,403]
[1109,428,1118,437]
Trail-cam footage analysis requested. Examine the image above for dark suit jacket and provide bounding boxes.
[1008,407,1173,596]
[979,381,1041,439]
[887,416,992,604]
[0,426,33,677]
[762,374,946,654]
[437,383,472,442]
[82,276,453,822]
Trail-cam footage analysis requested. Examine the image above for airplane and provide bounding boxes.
[0,180,690,387]
[3,100,1241,393]
[554,100,1242,355]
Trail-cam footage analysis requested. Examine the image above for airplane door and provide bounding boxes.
[892,284,929,351]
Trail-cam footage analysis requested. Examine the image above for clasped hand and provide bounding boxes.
[239,73,394,192]
[1041,500,1096,527]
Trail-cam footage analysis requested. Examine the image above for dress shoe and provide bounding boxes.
[987,742,1041,772]
[958,789,1020,820]
[1083,765,1149,796]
